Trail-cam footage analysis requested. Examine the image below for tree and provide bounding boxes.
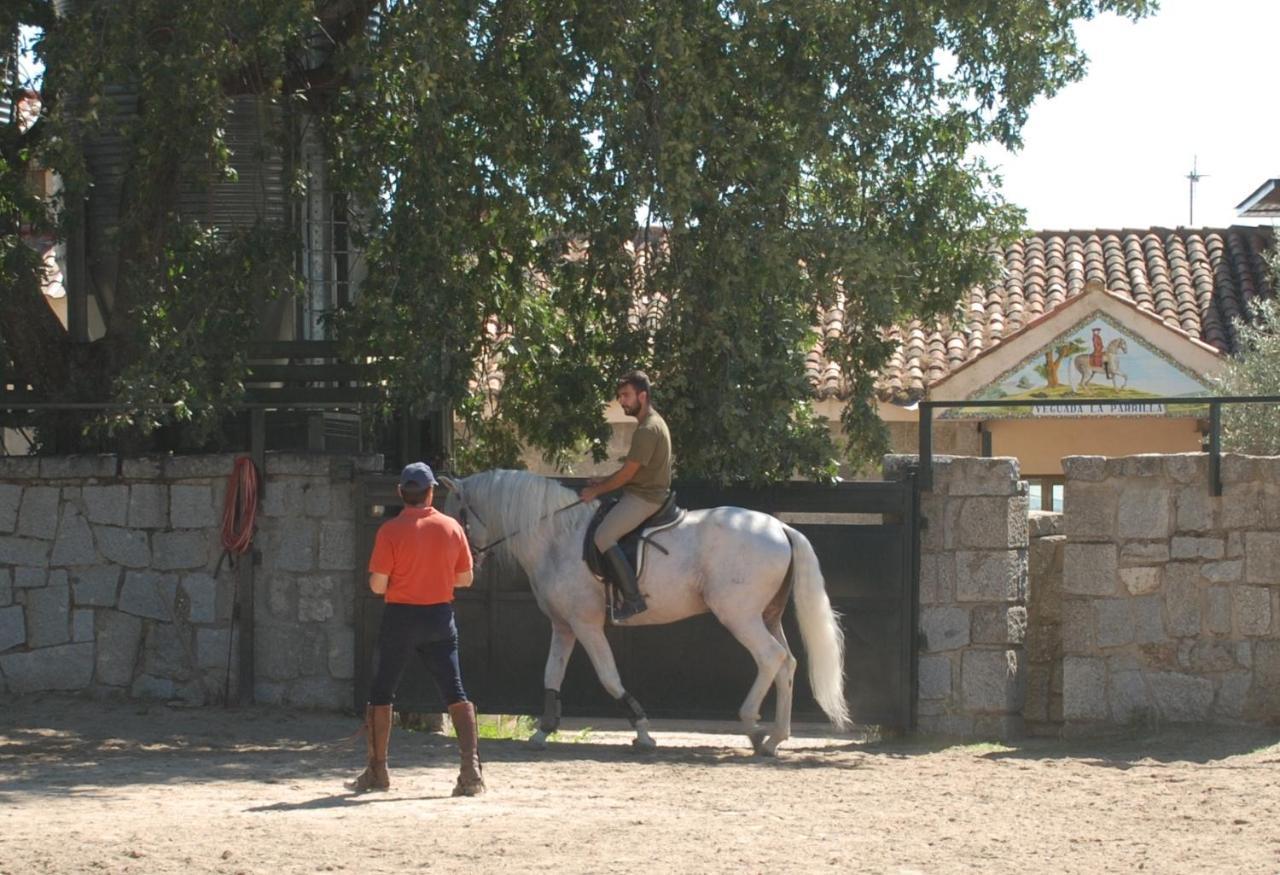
[1218,244,1280,455]
[4,0,1153,480]
[1035,339,1087,389]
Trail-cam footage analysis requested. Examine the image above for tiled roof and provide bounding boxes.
[811,226,1276,403]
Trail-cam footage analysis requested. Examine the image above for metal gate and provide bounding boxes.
[354,476,920,729]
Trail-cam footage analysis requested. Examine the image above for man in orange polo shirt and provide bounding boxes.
[347,462,484,797]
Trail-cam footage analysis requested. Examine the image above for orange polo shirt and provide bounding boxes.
[368,506,473,605]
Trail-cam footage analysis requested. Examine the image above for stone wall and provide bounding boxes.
[889,455,1029,739]
[1060,453,1280,731]
[0,453,379,709]
[1025,511,1064,735]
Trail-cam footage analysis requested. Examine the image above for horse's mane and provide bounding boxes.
[462,469,592,549]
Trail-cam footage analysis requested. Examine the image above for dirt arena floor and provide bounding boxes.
[1,696,1278,874]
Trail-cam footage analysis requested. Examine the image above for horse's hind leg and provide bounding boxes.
[724,616,788,756]
[528,619,576,750]
[763,620,798,755]
[575,623,657,750]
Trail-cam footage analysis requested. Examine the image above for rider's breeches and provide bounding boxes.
[369,603,467,707]
[593,493,663,552]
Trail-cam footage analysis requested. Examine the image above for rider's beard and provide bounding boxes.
[621,401,639,416]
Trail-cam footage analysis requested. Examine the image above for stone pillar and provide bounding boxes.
[890,455,1029,739]
[1025,511,1064,734]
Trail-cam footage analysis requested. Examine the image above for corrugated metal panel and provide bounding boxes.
[81,87,137,313]
[178,95,287,231]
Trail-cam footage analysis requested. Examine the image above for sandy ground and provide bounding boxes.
[1,697,1279,874]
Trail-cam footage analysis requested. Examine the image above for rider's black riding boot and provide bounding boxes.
[603,545,647,621]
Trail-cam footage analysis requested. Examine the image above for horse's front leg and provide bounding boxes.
[528,619,576,750]
[576,623,657,750]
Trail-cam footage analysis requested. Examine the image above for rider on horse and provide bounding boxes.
[578,370,672,621]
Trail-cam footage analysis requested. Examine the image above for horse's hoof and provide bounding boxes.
[748,729,768,755]
[631,737,657,752]
[526,731,548,751]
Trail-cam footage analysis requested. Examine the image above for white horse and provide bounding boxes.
[439,469,851,755]
[1072,337,1128,390]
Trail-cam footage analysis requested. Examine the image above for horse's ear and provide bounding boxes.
[438,475,460,495]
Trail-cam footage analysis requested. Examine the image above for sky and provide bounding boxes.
[978,0,1280,232]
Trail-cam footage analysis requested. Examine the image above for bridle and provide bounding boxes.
[446,481,582,561]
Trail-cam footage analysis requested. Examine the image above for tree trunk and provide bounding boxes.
[1043,351,1059,388]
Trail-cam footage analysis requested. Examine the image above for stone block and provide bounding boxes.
[303,481,332,517]
[196,627,234,670]
[1165,453,1207,484]
[1119,455,1165,477]
[261,479,305,518]
[14,567,46,589]
[327,486,356,521]
[1248,642,1280,721]
[1148,672,1214,722]
[1028,511,1063,538]
[267,519,316,572]
[39,455,117,479]
[95,610,142,686]
[17,487,60,539]
[1203,561,1242,584]
[298,576,338,623]
[1063,481,1116,540]
[253,681,287,705]
[1234,586,1272,636]
[1063,543,1118,596]
[1227,531,1244,559]
[1120,567,1161,596]
[0,605,25,651]
[120,457,164,479]
[0,568,10,607]
[152,531,209,571]
[0,457,39,478]
[1205,586,1232,635]
[1117,485,1171,540]
[164,454,236,479]
[954,550,1023,603]
[0,535,48,569]
[1245,532,1280,585]
[51,505,97,567]
[1174,486,1214,533]
[72,609,93,642]
[1220,454,1258,484]
[1216,672,1252,719]
[919,494,948,552]
[263,574,295,620]
[919,553,955,605]
[971,605,1026,645]
[958,496,1028,549]
[1095,599,1134,648]
[0,484,22,532]
[1170,536,1224,560]
[972,714,1024,741]
[264,454,332,476]
[917,713,976,738]
[0,641,93,692]
[144,623,192,680]
[131,674,175,700]
[944,458,1020,496]
[1063,656,1107,721]
[181,573,218,624]
[255,625,324,681]
[170,485,215,529]
[1132,596,1166,644]
[93,526,150,568]
[1120,541,1170,565]
[328,628,355,681]
[1188,641,1238,673]
[287,676,349,710]
[25,583,70,648]
[318,522,355,571]
[127,484,169,529]
[961,649,1021,713]
[920,606,970,652]
[72,566,122,608]
[83,485,129,526]
[119,571,178,621]
[1061,598,1095,654]
[1163,574,1201,638]
[1108,671,1153,724]
[1062,456,1107,481]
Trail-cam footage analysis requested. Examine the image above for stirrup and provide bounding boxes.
[610,596,647,623]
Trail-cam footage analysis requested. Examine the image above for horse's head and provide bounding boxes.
[1110,338,1128,354]
[438,474,496,551]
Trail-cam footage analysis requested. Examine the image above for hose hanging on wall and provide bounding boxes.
[218,456,261,705]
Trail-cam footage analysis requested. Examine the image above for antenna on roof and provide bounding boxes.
[1186,156,1209,226]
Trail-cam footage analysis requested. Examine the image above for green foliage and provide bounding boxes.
[6,0,1154,478]
[1217,246,1280,455]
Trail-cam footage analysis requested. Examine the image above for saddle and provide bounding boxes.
[582,492,685,583]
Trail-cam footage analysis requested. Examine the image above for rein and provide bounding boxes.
[453,490,584,557]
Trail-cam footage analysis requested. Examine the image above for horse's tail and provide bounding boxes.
[784,525,851,731]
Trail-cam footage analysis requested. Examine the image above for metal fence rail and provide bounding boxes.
[917,395,1280,495]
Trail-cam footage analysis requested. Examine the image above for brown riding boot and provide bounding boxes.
[346,704,392,792]
[447,701,485,797]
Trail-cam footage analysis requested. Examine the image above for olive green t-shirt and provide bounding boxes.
[624,409,672,503]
